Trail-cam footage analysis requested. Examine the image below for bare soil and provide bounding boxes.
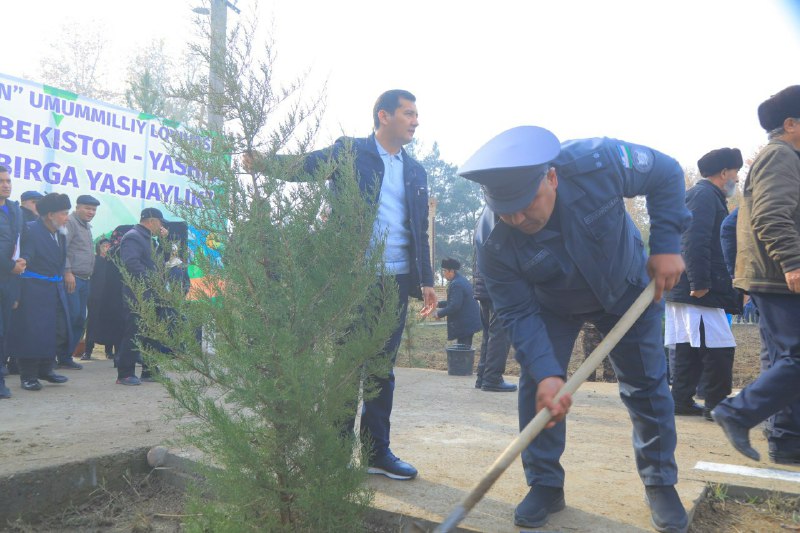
[0,473,399,533]
[690,486,800,533]
[400,306,764,387]
[2,474,185,532]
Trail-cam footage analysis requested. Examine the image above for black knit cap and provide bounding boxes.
[697,148,743,177]
[441,258,461,270]
[36,193,71,216]
[758,85,800,132]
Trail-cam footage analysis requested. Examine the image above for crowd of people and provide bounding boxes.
[3,82,798,533]
[0,170,189,397]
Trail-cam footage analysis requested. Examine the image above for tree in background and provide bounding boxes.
[126,10,397,531]
[412,142,483,279]
[125,39,202,125]
[37,22,119,103]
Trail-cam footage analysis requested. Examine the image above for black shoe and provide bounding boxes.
[57,360,83,370]
[0,383,11,398]
[367,451,418,480]
[475,378,483,389]
[39,373,68,384]
[80,354,92,361]
[514,485,565,528]
[711,408,760,461]
[769,449,800,465]
[481,380,518,392]
[702,407,714,421]
[21,379,42,391]
[7,361,18,375]
[674,402,703,416]
[645,485,688,533]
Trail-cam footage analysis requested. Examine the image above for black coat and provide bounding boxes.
[93,247,125,346]
[11,220,71,359]
[472,251,489,302]
[86,254,112,343]
[120,224,159,303]
[21,206,37,225]
[667,179,739,313]
[0,200,23,281]
[437,272,482,340]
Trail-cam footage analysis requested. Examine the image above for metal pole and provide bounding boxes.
[208,0,227,133]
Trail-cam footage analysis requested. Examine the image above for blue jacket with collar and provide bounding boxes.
[476,137,690,383]
[295,134,434,298]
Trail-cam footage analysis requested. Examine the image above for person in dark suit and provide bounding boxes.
[472,249,517,392]
[82,238,113,360]
[0,166,25,399]
[10,193,71,391]
[433,258,482,347]
[115,208,168,386]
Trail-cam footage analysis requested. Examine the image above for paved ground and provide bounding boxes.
[1,357,798,531]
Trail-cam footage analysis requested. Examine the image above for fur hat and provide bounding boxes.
[36,193,71,216]
[758,85,800,132]
[697,148,743,177]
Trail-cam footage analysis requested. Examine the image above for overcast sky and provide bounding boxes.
[2,0,799,170]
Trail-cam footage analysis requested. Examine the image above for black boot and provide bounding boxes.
[514,485,565,528]
[645,485,688,533]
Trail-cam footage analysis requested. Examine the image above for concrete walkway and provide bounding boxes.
[1,360,798,531]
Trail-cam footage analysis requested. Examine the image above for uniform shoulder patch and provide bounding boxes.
[617,144,654,173]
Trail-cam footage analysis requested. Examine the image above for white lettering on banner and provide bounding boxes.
[0,73,218,237]
[0,115,126,162]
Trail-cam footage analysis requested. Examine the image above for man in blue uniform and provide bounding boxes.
[459,126,690,533]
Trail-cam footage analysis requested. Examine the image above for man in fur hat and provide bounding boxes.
[665,148,742,420]
[10,193,71,391]
[713,85,800,466]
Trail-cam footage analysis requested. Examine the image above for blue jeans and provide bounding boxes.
[519,301,677,487]
[64,276,90,361]
[716,293,800,446]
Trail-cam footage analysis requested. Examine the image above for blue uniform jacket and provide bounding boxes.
[294,134,434,298]
[666,179,739,312]
[437,272,482,340]
[11,219,71,358]
[476,138,690,382]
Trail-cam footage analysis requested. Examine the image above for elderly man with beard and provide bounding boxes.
[10,193,71,391]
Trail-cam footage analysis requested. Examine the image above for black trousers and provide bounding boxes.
[455,334,474,347]
[476,299,510,385]
[671,318,734,410]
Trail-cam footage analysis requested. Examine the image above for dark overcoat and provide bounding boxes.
[92,247,125,346]
[666,179,740,313]
[437,272,482,340]
[11,219,71,359]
